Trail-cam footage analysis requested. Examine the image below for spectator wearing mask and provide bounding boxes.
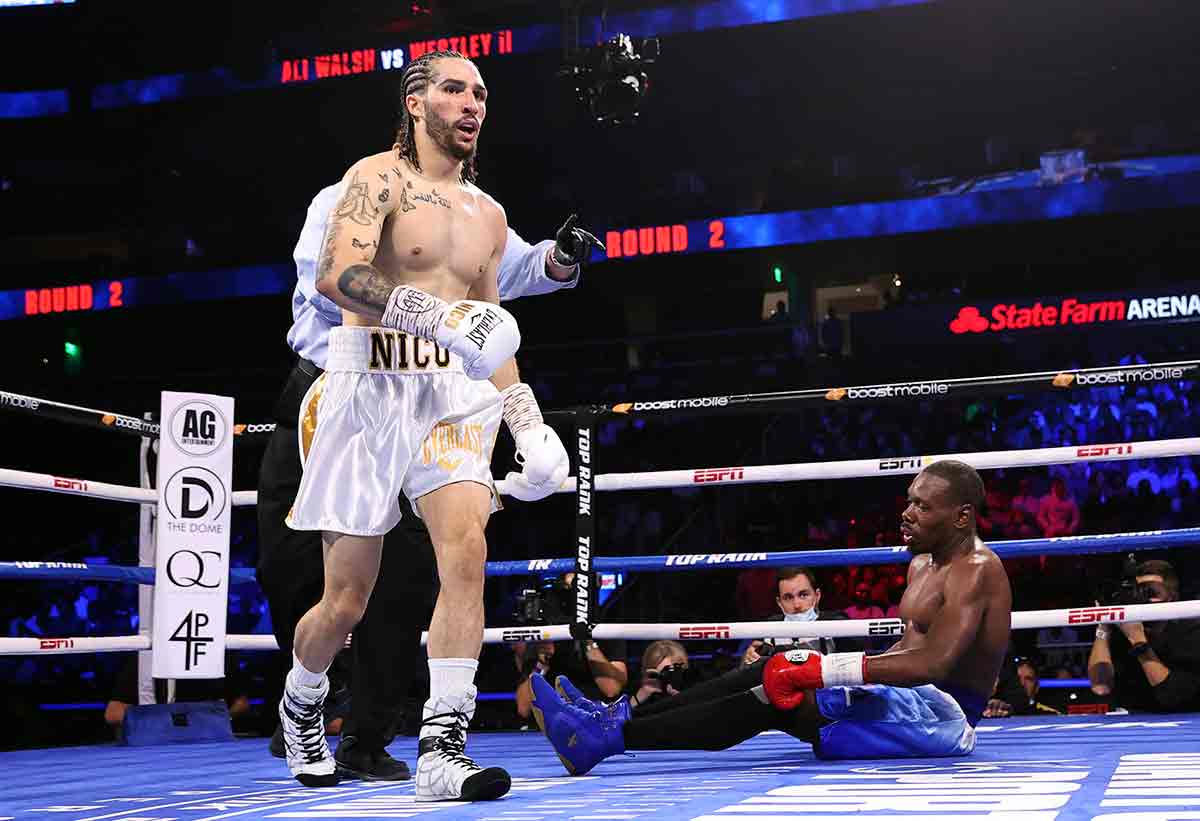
[741,567,856,666]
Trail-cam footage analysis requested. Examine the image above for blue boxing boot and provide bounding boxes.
[530,674,625,776]
[556,675,632,725]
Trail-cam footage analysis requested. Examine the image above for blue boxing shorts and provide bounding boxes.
[812,682,985,760]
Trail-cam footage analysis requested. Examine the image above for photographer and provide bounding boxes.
[1088,559,1200,712]
[630,641,694,709]
[740,567,859,667]
[514,573,628,721]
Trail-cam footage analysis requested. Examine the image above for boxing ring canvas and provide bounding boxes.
[3,713,1197,821]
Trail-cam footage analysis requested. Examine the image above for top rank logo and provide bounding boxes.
[169,400,227,456]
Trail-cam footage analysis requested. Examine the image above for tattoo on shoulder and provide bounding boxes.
[337,263,394,315]
[399,184,416,213]
[334,170,381,226]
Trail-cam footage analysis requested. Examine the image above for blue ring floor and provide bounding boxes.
[3,714,1197,821]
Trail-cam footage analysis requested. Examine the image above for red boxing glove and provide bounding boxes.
[762,649,867,711]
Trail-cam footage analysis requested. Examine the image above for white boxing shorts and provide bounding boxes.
[286,325,503,536]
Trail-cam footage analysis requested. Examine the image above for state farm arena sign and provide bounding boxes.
[949,292,1200,335]
[853,286,1200,349]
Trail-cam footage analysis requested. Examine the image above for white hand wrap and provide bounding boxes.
[820,652,866,687]
[381,285,519,380]
[501,383,569,501]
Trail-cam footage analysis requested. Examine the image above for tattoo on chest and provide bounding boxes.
[378,172,389,184]
[378,189,390,203]
[351,238,378,256]
[413,187,452,209]
[399,184,416,213]
[334,171,380,226]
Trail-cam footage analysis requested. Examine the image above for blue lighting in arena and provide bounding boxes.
[0,88,69,119]
[595,164,1200,262]
[3,156,1199,321]
[51,0,934,115]
[593,0,930,40]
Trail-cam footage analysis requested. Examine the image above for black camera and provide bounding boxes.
[513,578,572,626]
[647,663,700,692]
[1102,553,1149,606]
[559,33,660,125]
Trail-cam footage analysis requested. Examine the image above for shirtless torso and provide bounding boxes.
[892,542,1012,699]
[321,148,507,327]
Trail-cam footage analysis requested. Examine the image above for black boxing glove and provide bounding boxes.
[552,214,604,267]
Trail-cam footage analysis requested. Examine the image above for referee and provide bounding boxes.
[257,182,599,780]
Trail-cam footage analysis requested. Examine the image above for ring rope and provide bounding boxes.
[5,599,1195,655]
[3,437,1197,507]
[2,358,1197,440]
[4,528,1198,584]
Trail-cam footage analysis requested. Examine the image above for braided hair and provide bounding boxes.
[395,49,477,184]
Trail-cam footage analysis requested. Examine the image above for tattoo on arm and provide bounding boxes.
[334,171,381,226]
[317,219,341,284]
[338,263,394,316]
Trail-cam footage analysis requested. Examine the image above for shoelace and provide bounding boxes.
[423,710,480,771]
[284,694,327,764]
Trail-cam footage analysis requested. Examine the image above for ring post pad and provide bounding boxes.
[120,701,234,746]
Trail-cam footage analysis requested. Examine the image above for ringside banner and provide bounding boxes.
[152,392,234,678]
[854,283,1200,349]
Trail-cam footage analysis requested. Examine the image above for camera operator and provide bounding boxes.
[740,566,860,667]
[514,573,628,721]
[1088,558,1200,712]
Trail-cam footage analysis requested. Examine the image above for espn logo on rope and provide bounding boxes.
[39,638,74,650]
[1067,606,1127,624]
[1077,444,1134,458]
[168,400,228,457]
[501,628,551,643]
[52,477,88,492]
[693,467,745,484]
[868,620,906,636]
[679,625,731,639]
[878,457,925,472]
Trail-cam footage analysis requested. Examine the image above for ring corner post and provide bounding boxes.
[571,407,598,645]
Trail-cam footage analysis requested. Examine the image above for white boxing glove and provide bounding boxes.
[501,383,569,501]
[381,285,520,380]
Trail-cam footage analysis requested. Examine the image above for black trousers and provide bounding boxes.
[256,358,438,752]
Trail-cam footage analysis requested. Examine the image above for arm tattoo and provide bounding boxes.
[338,263,394,316]
[334,171,380,226]
[316,219,341,283]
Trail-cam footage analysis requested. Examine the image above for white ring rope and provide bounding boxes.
[3,437,1198,507]
[6,600,1196,655]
